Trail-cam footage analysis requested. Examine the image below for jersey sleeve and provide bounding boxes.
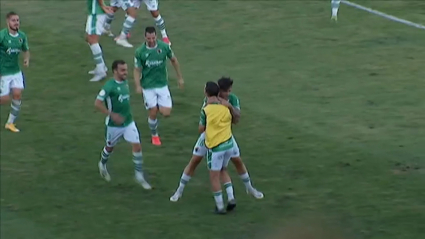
[134,49,142,68]
[21,33,29,51]
[166,44,174,59]
[229,95,241,110]
[199,109,206,126]
[96,83,111,101]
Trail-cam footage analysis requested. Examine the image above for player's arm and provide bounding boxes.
[133,55,143,93]
[167,46,184,87]
[95,88,111,115]
[22,34,30,67]
[98,0,113,13]
[198,109,206,133]
[219,98,240,124]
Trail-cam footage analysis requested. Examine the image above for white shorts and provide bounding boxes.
[193,133,240,158]
[142,86,172,110]
[206,139,239,171]
[110,0,158,11]
[0,71,25,97]
[85,14,106,35]
[105,121,141,147]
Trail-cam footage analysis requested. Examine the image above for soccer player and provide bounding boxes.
[134,26,183,146]
[170,77,264,202]
[331,0,341,20]
[95,60,152,190]
[0,12,30,133]
[86,0,113,82]
[104,0,171,45]
[201,81,238,214]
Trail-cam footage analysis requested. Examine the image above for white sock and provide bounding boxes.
[89,43,106,71]
[213,191,224,210]
[240,173,254,191]
[224,182,235,201]
[7,99,21,124]
[331,0,341,16]
[332,8,339,16]
[177,173,191,193]
[154,15,167,38]
[120,16,136,38]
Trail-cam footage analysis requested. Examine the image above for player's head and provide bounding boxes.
[112,60,127,81]
[145,26,157,47]
[204,81,220,97]
[6,12,19,31]
[217,77,233,97]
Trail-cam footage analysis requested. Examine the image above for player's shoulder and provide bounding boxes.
[0,28,7,38]
[135,43,147,53]
[103,78,117,87]
[157,40,171,49]
[17,30,27,37]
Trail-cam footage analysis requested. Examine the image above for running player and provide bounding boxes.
[95,59,151,189]
[201,81,237,214]
[170,77,264,202]
[0,12,30,132]
[331,0,341,20]
[86,0,113,82]
[134,26,183,146]
[104,0,171,45]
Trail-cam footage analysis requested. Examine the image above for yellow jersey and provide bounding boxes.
[200,103,232,149]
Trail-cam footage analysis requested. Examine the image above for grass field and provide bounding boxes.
[1,1,425,238]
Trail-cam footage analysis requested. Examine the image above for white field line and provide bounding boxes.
[341,0,425,30]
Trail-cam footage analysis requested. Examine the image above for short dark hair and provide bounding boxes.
[145,26,156,35]
[217,77,233,91]
[205,81,220,97]
[112,60,126,71]
[6,12,18,19]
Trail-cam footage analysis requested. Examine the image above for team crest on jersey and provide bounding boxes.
[157,49,162,54]
[19,38,23,43]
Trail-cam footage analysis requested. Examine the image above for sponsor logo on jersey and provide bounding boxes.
[157,49,162,54]
[99,89,106,96]
[6,48,21,55]
[145,60,163,67]
[118,94,130,103]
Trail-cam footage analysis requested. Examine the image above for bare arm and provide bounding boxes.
[229,106,240,124]
[94,99,110,115]
[23,51,30,66]
[134,67,142,90]
[198,125,206,134]
[170,57,184,88]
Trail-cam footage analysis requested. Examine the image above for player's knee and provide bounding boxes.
[0,95,10,105]
[11,90,22,100]
[159,107,171,117]
[132,143,142,152]
[105,146,114,152]
[150,10,159,18]
[87,35,98,44]
[127,8,138,17]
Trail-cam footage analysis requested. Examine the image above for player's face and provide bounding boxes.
[7,15,20,31]
[115,64,128,80]
[219,87,232,98]
[145,32,157,47]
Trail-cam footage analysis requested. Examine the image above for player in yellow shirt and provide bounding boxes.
[199,81,239,214]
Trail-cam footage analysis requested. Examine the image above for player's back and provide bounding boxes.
[203,103,232,149]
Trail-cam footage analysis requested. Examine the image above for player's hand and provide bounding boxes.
[136,86,143,94]
[110,113,124,125]
[218,97,232,107]
[177,78,184,89]
[102,6,114,14]
[23,59,29,67]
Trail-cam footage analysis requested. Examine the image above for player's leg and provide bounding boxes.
[115,0,138,48]
[103,4,119,37]
[4,72,24,132]
[331,0,341,20]
[98,126,124,181]
[123,122,152,189]
[0,75,11,105]
[143,0,170,45]
[221,151,236,211]
[230,136,264,199]
[142,88,162,145]
[85,14,108,82]
[157,86,172,117]
[208,149,226,214]
[170,133,206,202]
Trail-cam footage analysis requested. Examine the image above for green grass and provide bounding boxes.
[1,1,425,238]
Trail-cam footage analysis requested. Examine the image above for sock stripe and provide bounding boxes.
[224,182,233,189]
[213,191,222,196]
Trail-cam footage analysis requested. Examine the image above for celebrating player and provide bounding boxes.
[331,0,341,20]
[133,26,183,146]
[0,12,30,132]
[170,77,264,202]
[104,0,171,46]
[86,0,113,82]
[201,81,239,214]
[95,60,152,190]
